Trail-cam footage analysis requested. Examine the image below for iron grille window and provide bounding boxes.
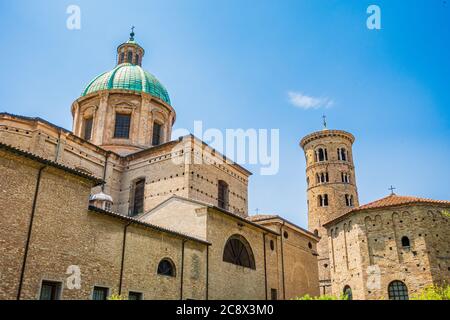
[218,180,228,209]
[131,179,145,216]
[388,281,409,300]
[92,286,109,300]
[223,235,255,269]
[128,292,143,300]
[83,118,93,140]
[114,113,131,139]
[40,281,61,300]
[157,259,176,277]
[152,122,162,146]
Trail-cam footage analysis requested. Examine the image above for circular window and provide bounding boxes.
[270,240,275,251]
[283,231,289,239]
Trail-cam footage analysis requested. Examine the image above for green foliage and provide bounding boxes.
[107,293,126,300]
[410,284,450,300]
[293,294,349,300]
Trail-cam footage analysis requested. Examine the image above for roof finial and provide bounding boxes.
[130,26,135,41]
[389,185,396,195]
[322,115,327,130]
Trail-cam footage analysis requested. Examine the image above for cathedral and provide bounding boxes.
[0,32,448,300]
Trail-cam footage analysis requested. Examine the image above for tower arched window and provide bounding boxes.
[401,236,410,248]
[119,52,125,64]
[218,180,229,210]
[130,178,145,216]
[135,54,140,65]
[343,286,353,300]
[345,194,354,207]
[388,281,409,300]
[341,172,350,184]
[157,258,176,277]
[316,148,328,162]
[127,51,133,63]
[338,148,348,161]
[318,194,329,207]
[223,235,255,269]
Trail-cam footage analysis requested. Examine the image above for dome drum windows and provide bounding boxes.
[223,235,256,269]
[114,113,131,139]
[83,117,93,141]
[318,194,329,207]
[152,121,163,146]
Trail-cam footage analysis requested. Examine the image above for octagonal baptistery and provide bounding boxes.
[71,32,176,155]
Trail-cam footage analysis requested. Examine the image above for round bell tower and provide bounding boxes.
[300,124,359,294]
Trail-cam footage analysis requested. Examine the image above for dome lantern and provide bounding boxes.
[116,27,145,66]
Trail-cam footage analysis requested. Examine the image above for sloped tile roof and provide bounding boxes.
[324,194,450,227]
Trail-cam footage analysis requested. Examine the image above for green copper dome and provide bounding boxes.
[81,63,171,105]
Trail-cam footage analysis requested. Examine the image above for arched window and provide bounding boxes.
[314,229,319,237]
[338,148,348,161]
[223,235,255,269]
[318,194,329,207]
[343,285,353,300]
[130,178,145,216]
[127,51,133,63]
[341,172,350,184]
[119,52,125,64]
[345,194,354,207]
[157,258,176,277]
[218,180,229,209]
[388,281,409,300]
[401,236,410,248]
[316,148,328,162]
[135,54,140,65]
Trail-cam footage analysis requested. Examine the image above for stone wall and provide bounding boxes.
[326,205,450,299]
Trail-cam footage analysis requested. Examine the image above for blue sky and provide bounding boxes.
[0,0,449,228]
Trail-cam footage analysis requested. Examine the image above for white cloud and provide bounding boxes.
[287,91,334,110]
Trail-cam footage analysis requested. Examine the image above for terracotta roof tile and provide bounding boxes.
[324,194,450,227]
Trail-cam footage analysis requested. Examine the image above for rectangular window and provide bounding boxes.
[270,288,278,300]
[92,286,109,300]
[128,291,143,300]
[83,118,93,140]
[218,180,228,209]
[114,113,131,139]
[40,281,61,300]
[152,122,162,146]
[132,179,145,216]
